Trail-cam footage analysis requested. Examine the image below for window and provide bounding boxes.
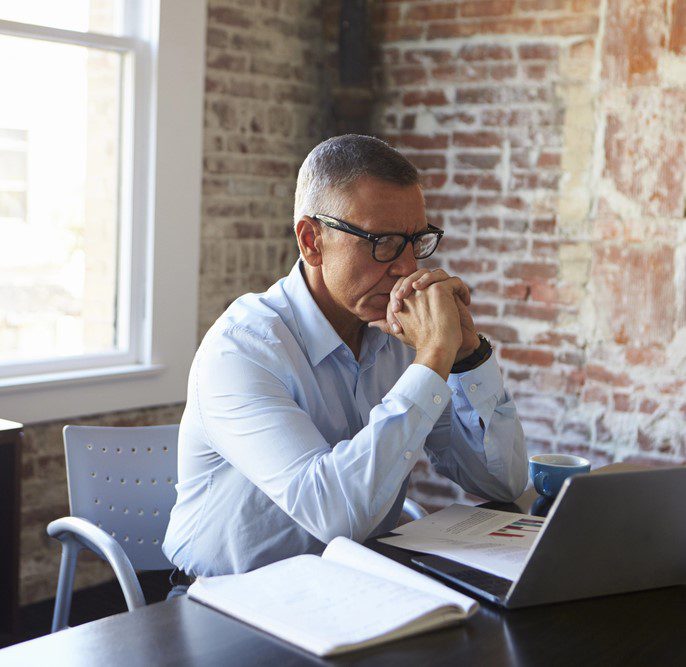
[0,1,205,423]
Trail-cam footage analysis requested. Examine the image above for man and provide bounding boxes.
[163,135,527,586]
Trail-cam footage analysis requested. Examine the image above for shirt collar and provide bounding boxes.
[282,260,389,367]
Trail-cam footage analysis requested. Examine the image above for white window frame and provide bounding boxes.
[0,1,204,424]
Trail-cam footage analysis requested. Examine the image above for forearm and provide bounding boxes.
[424,356,529,502]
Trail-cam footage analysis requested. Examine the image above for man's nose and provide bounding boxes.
[389,241,417,276]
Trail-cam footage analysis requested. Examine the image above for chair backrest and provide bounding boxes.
[63,424,179,570]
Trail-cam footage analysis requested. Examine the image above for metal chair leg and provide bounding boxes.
[51,536,82,632]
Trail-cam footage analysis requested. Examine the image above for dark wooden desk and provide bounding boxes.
[1,477,685,666]
[0,419,22,648]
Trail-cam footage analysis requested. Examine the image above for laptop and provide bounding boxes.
[410,467,686,608]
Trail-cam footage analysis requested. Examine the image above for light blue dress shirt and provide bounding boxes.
[163,260,527,576]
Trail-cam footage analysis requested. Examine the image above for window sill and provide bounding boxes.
[0,363,165,394]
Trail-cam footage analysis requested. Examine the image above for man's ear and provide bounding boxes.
[296,216,324,267]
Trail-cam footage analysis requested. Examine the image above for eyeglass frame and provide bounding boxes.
[312,213,444,263]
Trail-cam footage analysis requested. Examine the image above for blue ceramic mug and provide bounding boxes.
[529,454,591,498]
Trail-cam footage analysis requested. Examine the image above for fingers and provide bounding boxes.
[393,272,471,315]
[393,269,432,301]
[455,296,475,332]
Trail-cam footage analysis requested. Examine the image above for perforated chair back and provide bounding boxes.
[63,424,179,570]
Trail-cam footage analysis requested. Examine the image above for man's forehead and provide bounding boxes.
[336,178,427,233]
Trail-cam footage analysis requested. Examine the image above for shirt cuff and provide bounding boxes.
[448,353,504,411]
[389,363,451,423]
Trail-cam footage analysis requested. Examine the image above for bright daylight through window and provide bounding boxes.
[0,1,131,374]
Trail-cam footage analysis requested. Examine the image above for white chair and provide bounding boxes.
[47,425,179,632]
[47,423,427,632]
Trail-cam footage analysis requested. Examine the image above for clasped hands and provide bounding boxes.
[369,268,480,364]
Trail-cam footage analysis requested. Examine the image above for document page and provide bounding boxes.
[378,504,546,580]
[322,536,478,616]
[188,555,463,656]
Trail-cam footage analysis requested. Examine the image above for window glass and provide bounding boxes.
[0,34,123,363]
[0,0,125,36]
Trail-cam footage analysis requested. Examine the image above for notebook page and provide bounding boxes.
[188,554,460,657]
[322,537,478,617]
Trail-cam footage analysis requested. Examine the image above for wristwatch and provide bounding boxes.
[450,334,492,374]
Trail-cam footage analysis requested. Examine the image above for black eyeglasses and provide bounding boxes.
[313,214,444,263]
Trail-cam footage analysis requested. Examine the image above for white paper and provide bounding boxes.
[379,503,546,581]
[188,555,464,656]
[322,536,478,617]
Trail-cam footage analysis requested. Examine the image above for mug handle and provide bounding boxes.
[534,471,549,495]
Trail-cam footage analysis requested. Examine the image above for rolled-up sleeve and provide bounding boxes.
[423,354,528,502]
[196,325,451,544]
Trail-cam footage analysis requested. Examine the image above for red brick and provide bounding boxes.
[440,237,470,252]
[427,18,536,39]
[520,0,567,10]
[419,172,448,189]
[625,346,666,366]
[455,153,501,170]
[669,0,686,54]
[478,323,519,343]
[500,347,554,366]
[504,282,529,300]
[490,63,518,80]
[397,133,450,149]
[476,237,526,252]
[407,153,447,169]
[523,63,546,80]
[504,261,557,281]
[449,258,498,273]
[424,194,471,210]
[456,87,499,104]
[453,131,501,147]
[584,387,610,407]
[518,44,559,60]
[208,6,253,28]
[458,44,513,61]
[402,90,449,106]
[532,217,556,234]
[476,216,500,231]
[541,15,599,36]
[404,49,452,65]
[613,393,633,412]
[453,173,502,190]
[406,3,458,22]
[592,242,677,346]
[504,302,559,321]
[376,23,424,42]
[603,0,665,85]
[586,364,631,387]
[603,91,686,216]
[459,0,515,18]
[639,398,659,414]
[389,66,426,86]
[532,240,560,257]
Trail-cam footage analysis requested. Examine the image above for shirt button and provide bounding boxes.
[469,383,478,392]
[433,395,442,405]
[403,451,412,460]
[484,435,490,444]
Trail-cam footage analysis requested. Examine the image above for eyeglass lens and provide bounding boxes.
[374,233,440,261]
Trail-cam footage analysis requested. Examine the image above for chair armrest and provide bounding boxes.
[402,498,429,521]
[47,516,146,611]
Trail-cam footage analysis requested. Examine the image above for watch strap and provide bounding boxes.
[450,334,492,374]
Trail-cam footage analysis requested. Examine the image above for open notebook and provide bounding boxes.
[188,536,478,657]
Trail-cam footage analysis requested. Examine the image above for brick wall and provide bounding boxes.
[363,0,686,510]
[19,0,326,605]
[18,0,686,603]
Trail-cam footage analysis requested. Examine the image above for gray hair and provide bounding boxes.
[293,134,419,228]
